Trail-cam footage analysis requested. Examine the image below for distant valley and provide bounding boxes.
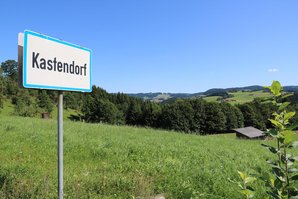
[128,85,298,103]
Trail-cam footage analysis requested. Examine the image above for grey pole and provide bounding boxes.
[58,91,63,199]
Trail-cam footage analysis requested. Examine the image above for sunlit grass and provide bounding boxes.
[203,90,271,104]
[0,115,297,198]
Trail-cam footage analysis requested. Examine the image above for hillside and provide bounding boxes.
[2,115,297,198]
[0,98,80,121]
[128,85,298,102]
[203,90,272,104]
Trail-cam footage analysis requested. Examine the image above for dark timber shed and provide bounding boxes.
[234,126,265,139]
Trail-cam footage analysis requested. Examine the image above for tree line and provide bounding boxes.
[1,59,297,134]
[81,86,280,134]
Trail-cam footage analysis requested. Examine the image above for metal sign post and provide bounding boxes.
[58,91,63,199]
[18,30,92,199]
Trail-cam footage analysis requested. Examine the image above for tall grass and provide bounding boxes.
[0,115,297,198]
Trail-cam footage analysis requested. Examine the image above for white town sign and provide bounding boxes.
[20,30,92,92]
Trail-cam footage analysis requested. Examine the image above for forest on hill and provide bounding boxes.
[128,85,298,102]
[1,59,298,134]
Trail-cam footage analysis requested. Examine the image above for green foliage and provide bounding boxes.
[98,99,123,124]
[204,102,226,133]
[37,90,54,114]
[140,101,161,127]
[220,103,241,130]
[113,92,130,112]
[235,105,245,128]
[0,95,3,110]
[126,100,143,125]
[64,92,80,110]
[4,78,18,96]
[232,81,298,198]
[238,104,257,127]
[234,171,257,198]
[82,96,124,124]
[0,77,3,109]
[0,60,18,81]
[189,98,207,133]
[159,100,195,133]
[81,95,94,121]
[264,81,282,97]
[252,98,277,128]
[261,81,298,198]
[79,85,247,134]
[13,90,37,117]
[238,103,266,130]
[80,85,247,134]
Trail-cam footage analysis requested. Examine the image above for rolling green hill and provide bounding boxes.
[128,85,298,103]
[203,90,272,104]
[1,115,297,198]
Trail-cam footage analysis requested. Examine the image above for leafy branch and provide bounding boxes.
[262,80,298,198]
[233,81,298,198]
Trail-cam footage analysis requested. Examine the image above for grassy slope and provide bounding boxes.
[228,91,271,104]
[1,115,297,198]
[1,98,79,121]
[203,90,271,104]
[202,96,219,103]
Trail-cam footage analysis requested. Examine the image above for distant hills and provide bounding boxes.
[128,85,298,102]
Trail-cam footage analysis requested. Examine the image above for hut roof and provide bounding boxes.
[234,126,265,138]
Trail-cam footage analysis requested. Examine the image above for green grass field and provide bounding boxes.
[203,90,272,104]
[1,115,297,198]
[0,98,79,121]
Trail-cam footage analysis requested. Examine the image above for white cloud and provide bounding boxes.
[268,68,279,73]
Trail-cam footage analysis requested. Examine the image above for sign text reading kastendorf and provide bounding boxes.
[32,52,87,76]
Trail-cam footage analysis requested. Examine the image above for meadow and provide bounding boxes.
[1,98,79,121]
[1,114,297,198]
[203,90,272,104]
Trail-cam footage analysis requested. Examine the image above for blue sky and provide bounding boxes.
[1,0,298,93]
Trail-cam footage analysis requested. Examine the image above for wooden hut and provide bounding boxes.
[41,112,50,119]
[234,126,265,139]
